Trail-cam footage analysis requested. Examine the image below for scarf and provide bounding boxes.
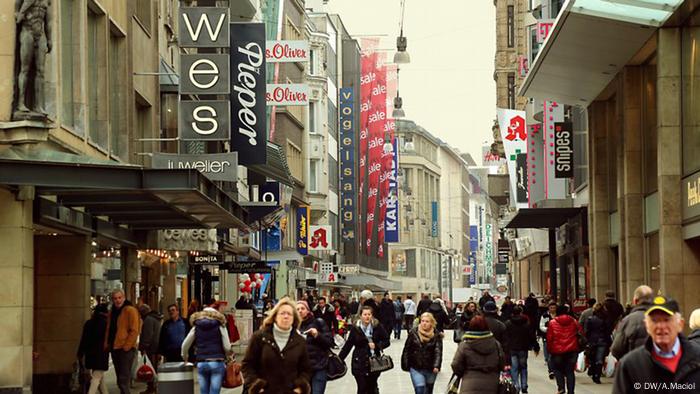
[418,326,435,343]
[273,323,292,350]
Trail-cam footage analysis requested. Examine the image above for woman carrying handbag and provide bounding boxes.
[339,306,391,394]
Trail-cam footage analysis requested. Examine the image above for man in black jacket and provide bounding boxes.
[417,294,433,317]
[378,292,396,336]
[313,297,338,333]
[505,306,536,393]
[613,296,700,393]
[482,301,507,357]
[611,285,653,360]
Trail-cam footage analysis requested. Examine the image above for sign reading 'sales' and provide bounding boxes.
[230,23,267,165]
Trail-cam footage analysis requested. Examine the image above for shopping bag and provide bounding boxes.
[453,328,465,343]
[369,354,394,373]
[575,351,587,372]
[334,333,346,348]
[222,357,243,388]
[69,361,82,393]
[134,355,157,382]
[603,353,617,378]
[445,374,461,394]
[326,353,347,380]
[498,371,518,394]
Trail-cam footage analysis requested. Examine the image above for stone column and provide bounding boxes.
[34,235,91,390]
[622,66,646,304]
[588,101,611,300]
[0,189,33,392]
[614,90,627,300]
[657,28,685,301]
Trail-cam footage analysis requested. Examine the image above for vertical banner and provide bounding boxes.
[296,206,309,255]
[516,153,528,203]
[339,87,356,240]
[497,108,528,208]
[431,201,439,237]
[359,38,379,255]
[469,225,478,286]
[528,123,545,207]
[554,122,574,178]
[385,137,400,243]
[230,23,267,165]
[365,59,387,255]
[543,101,567,198]
[485,222,493,280]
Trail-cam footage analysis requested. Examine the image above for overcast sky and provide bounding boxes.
[326,0,496,162]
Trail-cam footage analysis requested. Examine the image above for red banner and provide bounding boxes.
[359,39,379,254]
[365,62,387,255]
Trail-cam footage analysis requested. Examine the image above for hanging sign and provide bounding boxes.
[230,23,267,165]
[309,225,333,251]
[266,84,309,106]
[189,254,224,265]
[554,122,574,178]
[226,261,272,274]
[296,206,309,255]
[431,201,439,237]
[385,137,399,242]
[339,87,356,240]
[152,152,237,181]
[497,108,528,208]
[265,40,309,62]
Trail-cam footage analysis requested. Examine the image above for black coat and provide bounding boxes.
[378,299,395,327]
[428,302,449,332]
[478,295,495,309]
[313,304,337,333]
[460,310,477,331]
[484,313,507,352]
[339,319,390,376]
[689,329,700,346]
[613,335,700,394]
[584,314,611,347]
[363,299,380,317]
[241,326,312,394]
[417,298,432,316]
[299,317,334,372]
[505,315,536,352]
[603,298,625,330]
[401,328,443,371]
[77,316,109,370]
[500,302,515,322]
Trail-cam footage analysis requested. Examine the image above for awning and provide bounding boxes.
[506,207,585,229]
[340,274,402,291]
[247,142,295,187]
[159,57,179,93]
[520,0,682,105]
[0,150,250,231]
[263,248,305,261]
[241,201,286,229]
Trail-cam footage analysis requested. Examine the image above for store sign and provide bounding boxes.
[230,23,267,165]
[180,55,230,95]
[485,223,493,278]
[153,153,237,182]
[431,201,438,237]
[309,225,332,251]
[189,254,224,265]
[554,122,574,178]
[339,88,356,240]
[265,40,309,62]
[158,229,218,253]
[385,137,399,243]
[179,7,230,47]
[543,101,567,199]
[469,225,478,285]
[296,206,309,255]
[516,153,528,203]
[259,182,280,205]
[682,171,700,221]
[266,84,309,106]
[319,272,338,283]
[536,20,555,43]
[338,264,360,275]
[178,101,231,140]
[226,260,272,273]
[462,265,472,275]
[498,108,528,209]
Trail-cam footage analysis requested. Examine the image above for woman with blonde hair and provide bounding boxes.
[401,312,443,394]
[242,297,312,394]
[689,308,700,345]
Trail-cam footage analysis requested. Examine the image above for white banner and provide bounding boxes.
[497,108,528,209]
[308,225,333,251]
[265,40,309,62]
[266,84,309,106]
[543,101,567,199]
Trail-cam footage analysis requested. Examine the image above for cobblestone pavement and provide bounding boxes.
[107,330,614,393]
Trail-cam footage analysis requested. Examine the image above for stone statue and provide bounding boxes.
[14,0,52,120]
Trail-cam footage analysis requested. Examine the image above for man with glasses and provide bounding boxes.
[159,304,190,362]
[613,296,700,393]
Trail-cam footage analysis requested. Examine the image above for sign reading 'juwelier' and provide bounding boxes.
[152,153,237,182]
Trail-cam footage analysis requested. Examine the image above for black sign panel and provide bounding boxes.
[230,23,267,165]
[226,261,272,273]
[189,254,224,265]
[515,153,528,203]
[495,264,508,275]
[554,122,574,178]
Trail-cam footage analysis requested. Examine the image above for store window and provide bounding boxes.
[309,159,319,192]
[507,6,514,48]
[682,15,700,176]
[61,0,79,131]
[309,101,317,134]
[643,59,658,193]
[135,0,152,34]
[507,73,516,109]
[110,31,127,158]
[88,9,108,149]
[328,154,338,191]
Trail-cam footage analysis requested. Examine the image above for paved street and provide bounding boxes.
[107,330,613,393]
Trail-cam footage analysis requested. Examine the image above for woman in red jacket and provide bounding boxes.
[546,305,581,394]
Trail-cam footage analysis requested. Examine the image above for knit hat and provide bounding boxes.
[297,300,310,311]
[483,301,497,313]
[360,290,373,300]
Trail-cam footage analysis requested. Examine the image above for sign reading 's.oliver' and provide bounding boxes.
[230,23,267,165]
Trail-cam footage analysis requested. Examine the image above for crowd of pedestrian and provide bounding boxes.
[76,285,700,394]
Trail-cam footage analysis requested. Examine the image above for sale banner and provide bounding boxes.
[358,38,379,252]
[365,63,387,254]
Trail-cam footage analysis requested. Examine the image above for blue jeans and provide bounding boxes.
[588,345,608,378]
[551,352,577,394]
[542,338,553,373]
[394,320,403,338]
[311,369,328,394]
[197,361,225,394]
[409,368,437,394]
[510,350,528,392]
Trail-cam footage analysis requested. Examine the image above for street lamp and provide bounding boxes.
[393,0,410,64]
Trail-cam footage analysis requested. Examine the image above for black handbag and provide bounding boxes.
[453,328,465,343]
[326,353,347,381]
[369,354,394,373]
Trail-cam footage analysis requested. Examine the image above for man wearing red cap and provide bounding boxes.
[613,295,700,393]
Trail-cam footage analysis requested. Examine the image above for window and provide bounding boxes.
[326,45,338,85]
[110,32,127,157]
[134,101,151,164]
[327,99,338,139]
[135,0,152,34]
[61,0,78,130]
[309,159,319,192]
[507,73,515,109]
[550,0,565,18]
[507,6,515,48]
[309,50,316,75]
[682,18,700,176]
[88,9,107,149]
[309,101,316,133]
[329,212,338,252]
[328,154,338,191]
[572,106,588,190]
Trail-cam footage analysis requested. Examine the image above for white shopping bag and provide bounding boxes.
[575,351,587,372]
[603,353,617,378]
[132,354,157,382]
